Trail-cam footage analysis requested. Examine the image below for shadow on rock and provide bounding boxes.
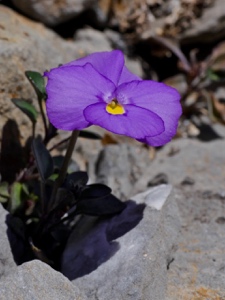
[61,200,146,280]
[6,214,34,265]
[0,119,24,183]
[196,123,223,142]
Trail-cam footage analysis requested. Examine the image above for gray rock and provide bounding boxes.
[95,143,150,200]
[166,187,225,300]
[133,138,225,195]
[179,0,225,44]
[62,185,181,300]
[0,204,17,278]
[74,27,112,53]
[105,29,127,52]
[0,260,87,300]
[125,56,144,80]
[12,0,97,25]
[0,5,81,142]
[125,136,225,299]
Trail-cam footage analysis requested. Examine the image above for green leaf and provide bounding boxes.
[52,155,64,170]
[79,130,102,140]
[76,194,126,216]
[206,69,221,81]
[11,98,38,124]
[80,184,111,200]
[0,182,9,203]
[32,137,54,181]
[25,71,46,100]
[10,182,23,213]
[48,173,59,181]
[64,171,89,191]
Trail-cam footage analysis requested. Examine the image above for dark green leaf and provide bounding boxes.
[32,137,54,181]
[53,188,75,210]
[52,155,64,170]
[76,194,126,216]
[0,182,9,203]
[6,214,33,264]
[64,171,89,191]
[11,98,38,124]
[25,71,46,100]
[79,130,102,140]
[80,184,111,200]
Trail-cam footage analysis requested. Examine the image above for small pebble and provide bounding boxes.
[148,173,169,187]
[181,176,195,185]
[216,217,225,224]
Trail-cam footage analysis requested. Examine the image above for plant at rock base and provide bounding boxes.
[0,50,181,271]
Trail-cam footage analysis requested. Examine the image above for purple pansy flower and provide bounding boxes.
[45,50,182,146]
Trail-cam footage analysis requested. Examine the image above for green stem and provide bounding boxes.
[48,130,79,211]
[38,98,48,137]
[32,122,36,138]
[40,181,46,214]
[48,136,70,152]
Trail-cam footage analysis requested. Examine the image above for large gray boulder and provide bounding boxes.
[62,184,181,300]
[0,260,87,300]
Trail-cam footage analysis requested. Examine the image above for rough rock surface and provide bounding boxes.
[0,260,87,300]
[12,0,97,25]
[0,204,17,279]
[95,143,150,200]
[0,5,82,141]
[62,185,181,300]
[125,133,225,299]
[167,187,225,300]
[133,137,225,195]
[74,27,112,54]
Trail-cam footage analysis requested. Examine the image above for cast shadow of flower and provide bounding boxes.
[61,200,146,280]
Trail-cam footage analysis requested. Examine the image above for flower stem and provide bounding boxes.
[48,130,79,211]
[38,98,48,137]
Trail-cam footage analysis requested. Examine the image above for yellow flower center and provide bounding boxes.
[106,99,125,115]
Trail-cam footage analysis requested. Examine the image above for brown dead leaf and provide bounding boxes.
[209,41,225,72]
[149,146,156,161]
[212,94,225,124]
[101,133,118,145]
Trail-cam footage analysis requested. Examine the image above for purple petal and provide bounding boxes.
[45,63,116,130]
[83,102,164,140]
[116,80,182,146]
[63,50,125,85]
[119,66,142,85]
